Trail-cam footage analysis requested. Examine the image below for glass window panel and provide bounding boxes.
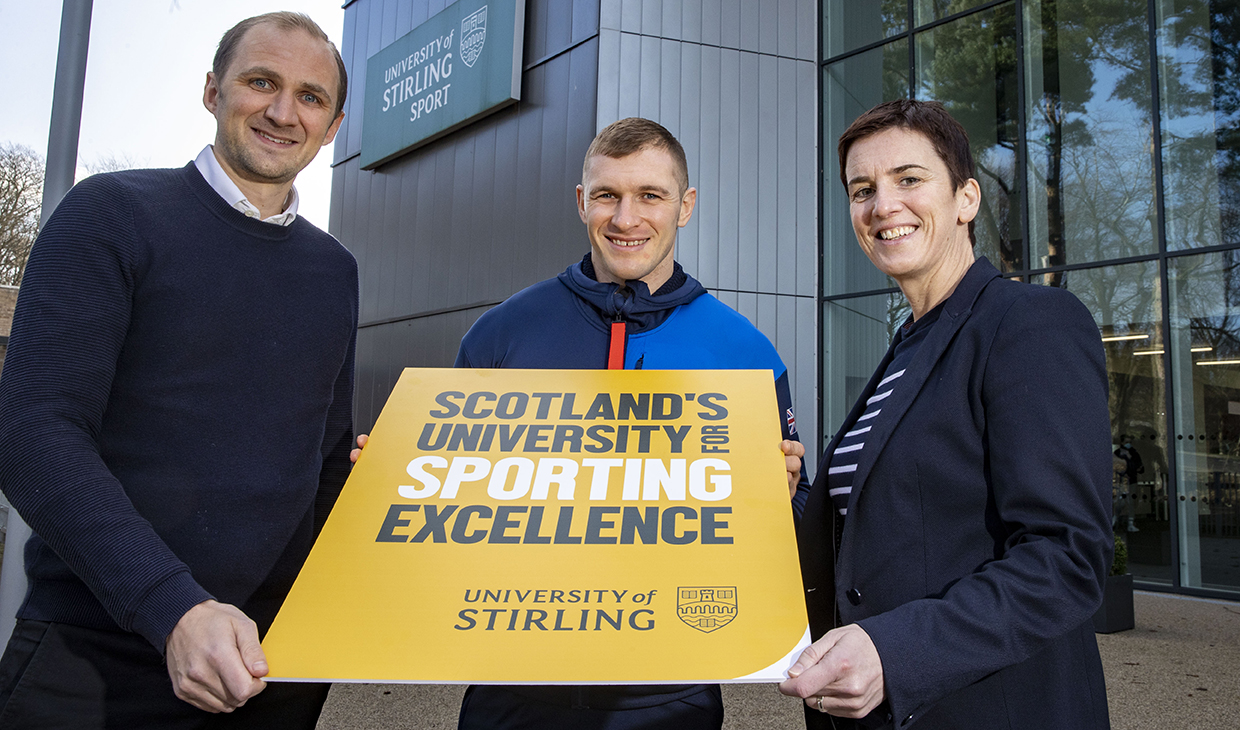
[1156,0,1240,251]
[1024,0,1158,268]
[914,3,1023,272]
[823,0,908,59]
[822,293,911,449]
[914,0,996,27]
[1043,263,1172,586]
[1168,252,1240,592]
[823,41,910,297]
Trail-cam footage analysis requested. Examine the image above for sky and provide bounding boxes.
[0,1,348,228]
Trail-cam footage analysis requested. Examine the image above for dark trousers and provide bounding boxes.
[458,684,724,730]
[0,620,329,730]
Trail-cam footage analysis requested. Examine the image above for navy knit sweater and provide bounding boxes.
[0,163,357,650]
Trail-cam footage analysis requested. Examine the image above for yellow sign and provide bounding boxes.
[262,368,809,683]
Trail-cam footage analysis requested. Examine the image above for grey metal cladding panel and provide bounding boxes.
[573,0,602,43]
[354,324,378,431]
[717,0,739,49]
[730,49,754,293]
[353,171,378,321]
[799,0,816,60]
[377,167,405,321]
[332,8,356,166]
[358,1,386,159]
[380,0,400,46]
[772,293,818,464]
[336,3,366,164]
[775,56,798,296]
[620,0,644,33]
[513,65,546,286]
[660,0,682,38]
[395,0,414,36]
[756,55,779,294]
[566,38,598,178]
[678,0,702,43]
[796,58,816,298]
[427,146,459,309]
[795,295,817,458]
[540,0,573,61]
[639,35,663,120]
[618,31,643,120]
[328,161,347,239]
[596,29,622,125]
[526,0,551,61]
[758,0,778,56]
[700,0,722,46]
[490,112,522,297]
[675,42,702,279]
[600,0,621,30]
[657,39,683,146]
[641,0,663,36]
[449,134,479,308]
[536,57,575,281]
[731,0,753,53]
[695,44,722,290]
[469,125,499,304]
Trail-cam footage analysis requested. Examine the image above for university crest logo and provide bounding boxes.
[460,6,488,68]
[676,586,738,633]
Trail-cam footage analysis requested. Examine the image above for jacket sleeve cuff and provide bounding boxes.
[128,571,215,653]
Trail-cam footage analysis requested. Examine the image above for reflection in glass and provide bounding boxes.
[1156,0,1240,251]
[915,3,1022,272]
[1050,263,1172,585]
[823,41,910,297]
[914,0,996,27]
[823,0,907,59]
[1024,0,1157,276]
[822,293,910,448]
[1168,252,1240,591]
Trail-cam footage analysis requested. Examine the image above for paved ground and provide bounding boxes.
[316,591,1240,729]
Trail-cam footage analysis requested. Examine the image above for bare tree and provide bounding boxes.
[0,144,44,287]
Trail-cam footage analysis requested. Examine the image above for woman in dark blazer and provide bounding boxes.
[780,100,1113,729]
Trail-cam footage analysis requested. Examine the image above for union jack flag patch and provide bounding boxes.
[786,408,797,435]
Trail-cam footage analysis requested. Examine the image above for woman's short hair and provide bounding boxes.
[838,99,976,243]
[837,99,975,192]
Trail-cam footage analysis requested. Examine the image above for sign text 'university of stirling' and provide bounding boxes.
[361,0,525,168]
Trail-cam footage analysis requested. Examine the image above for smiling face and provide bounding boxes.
[844,127,980,308]
[577,146,697,291]
[203,22,344,190]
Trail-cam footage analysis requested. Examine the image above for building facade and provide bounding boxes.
[334,0,1239,599]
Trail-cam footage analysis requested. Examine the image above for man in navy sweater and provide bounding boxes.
[453,118,809,728]
[0,12,354,728]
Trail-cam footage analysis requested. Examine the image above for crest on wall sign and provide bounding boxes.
[460,6,488,68]
[677,586,738,633]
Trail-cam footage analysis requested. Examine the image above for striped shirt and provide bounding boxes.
[827,304,943,520]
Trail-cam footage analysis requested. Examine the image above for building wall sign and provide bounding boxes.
[360,0,525,169]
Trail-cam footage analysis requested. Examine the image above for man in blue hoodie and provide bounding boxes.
[452,118,809,728]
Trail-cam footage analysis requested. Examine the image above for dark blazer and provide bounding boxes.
[799,258,1112,730]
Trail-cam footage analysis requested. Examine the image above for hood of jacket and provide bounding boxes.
[557,253,706,333]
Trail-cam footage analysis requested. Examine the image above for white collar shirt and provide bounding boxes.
[193,145,299,226]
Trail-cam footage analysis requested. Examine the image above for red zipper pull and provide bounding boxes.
[608,320,626,369]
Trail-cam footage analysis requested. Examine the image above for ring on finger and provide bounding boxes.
[816,696,825,713]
